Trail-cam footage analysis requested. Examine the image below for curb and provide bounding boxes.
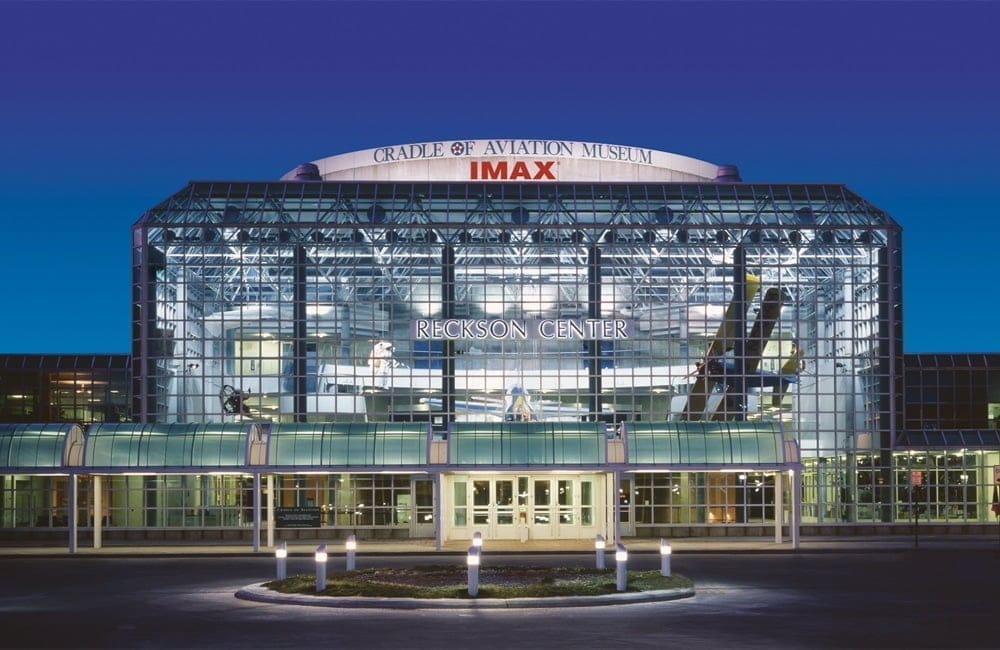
[234,582,696,610]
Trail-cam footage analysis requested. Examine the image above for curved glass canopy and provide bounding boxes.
[448,422,606,466]
[267,423,429,468]
[0,423,83,471]
[625,421,794,468]
[83,423,253,470]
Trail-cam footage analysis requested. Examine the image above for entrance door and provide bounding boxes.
[446,474,604,542]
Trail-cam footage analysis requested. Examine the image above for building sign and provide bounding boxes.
[411,318,634,341]
[274,506,321,528]
[373,140,653,165]
[288,140,721,183]
[470,160,556,180]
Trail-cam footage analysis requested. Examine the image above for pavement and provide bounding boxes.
[2,533,998,556]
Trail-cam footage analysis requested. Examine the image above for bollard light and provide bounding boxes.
[275,540,288,580]
[595,534,606,570]
[615,543,628,592]
[659,538,672,577]
[345,534,357,571]
[315,544,328,592]
[472,531,483,548]
[467,546,481,597]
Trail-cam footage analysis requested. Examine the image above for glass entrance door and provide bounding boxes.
[447,474,604,542]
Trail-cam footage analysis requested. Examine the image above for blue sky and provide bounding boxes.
[0,1,997,353]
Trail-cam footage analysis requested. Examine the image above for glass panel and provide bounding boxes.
[472,480,490,524]
[533,479,551,524]
[452,480,466,526]
[495,480,514,525]
[581,480,593,526]
[558,480,574,524]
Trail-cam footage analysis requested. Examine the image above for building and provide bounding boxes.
[2,140,998,549]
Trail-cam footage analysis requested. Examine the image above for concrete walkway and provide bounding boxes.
[2,533,998,556]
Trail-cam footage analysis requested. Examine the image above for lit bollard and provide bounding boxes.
[467,546,481,597]
[275,541,287,580]
[615,543,628,592]
[595,534,606,569]
[315,544,328,592]
[660,538,672,577]
[345,534,357,571]
[472,531,483,549]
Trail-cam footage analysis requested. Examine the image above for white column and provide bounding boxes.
[605,472,615,544]
[774,470,783,544]
[433,472,442,551]
[252,472,262,552]
[266,474,275,549]
[68,474,78,554]
[613,470,622,544]
[93,475,103,549]
[791,469,801,550]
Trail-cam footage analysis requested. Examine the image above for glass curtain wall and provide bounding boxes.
[134,181,900,524]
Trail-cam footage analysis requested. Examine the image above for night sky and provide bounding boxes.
[1,1,997,353]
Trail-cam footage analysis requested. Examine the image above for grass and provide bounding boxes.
[264,565,694,599]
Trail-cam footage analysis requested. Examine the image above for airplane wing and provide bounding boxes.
[682,272,761,420]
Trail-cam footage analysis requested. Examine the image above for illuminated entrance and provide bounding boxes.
[444,474,606,541]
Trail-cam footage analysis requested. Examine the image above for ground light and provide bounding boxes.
[660,539,672,576]
[315,544,328,592]
[275,541,287,580]
[595,534,606,569]
[467,546,481,597]
[345,534,357,571]
[472,531,483,548]
[615,544,628,592]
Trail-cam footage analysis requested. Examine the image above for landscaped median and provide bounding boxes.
[236,566,695,609]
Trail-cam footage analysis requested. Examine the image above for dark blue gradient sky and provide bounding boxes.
[1,1,997,353]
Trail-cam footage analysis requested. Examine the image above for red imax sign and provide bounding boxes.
[469,160,556,180]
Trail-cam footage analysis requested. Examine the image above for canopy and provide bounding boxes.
[266,423,429,469]
[624,421,799,469]
[448,422,606,466]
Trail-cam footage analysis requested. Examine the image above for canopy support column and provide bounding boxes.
[68,473,78,554]
[774,470,783,544]
[252,472,262,552]
[266,474,275,549]
[613,469,622,544]
[791,469,801,550]
[433,472,442,551]
[93,475,102,549]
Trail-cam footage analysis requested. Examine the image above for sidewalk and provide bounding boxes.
[2,534,998,557]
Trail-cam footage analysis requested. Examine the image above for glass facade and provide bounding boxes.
[133,182,898,434]
[5,160,1000,540]
[126,180,901,533]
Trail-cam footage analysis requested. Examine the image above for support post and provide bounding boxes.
[434,472,442,551]
[791,469,801,550]
[774,470,783,544]
[252,472,262,553]
[93,475,103,550]
[266,474,275,549]
[68,473,78,554]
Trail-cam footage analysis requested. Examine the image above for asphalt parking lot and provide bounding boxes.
[1,545,998,649]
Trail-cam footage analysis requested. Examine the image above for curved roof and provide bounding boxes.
[625,421,799,469]
[0,423,84,472]
[282,139,724,183]
[83,423,257,471]
[267,423,429,468]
